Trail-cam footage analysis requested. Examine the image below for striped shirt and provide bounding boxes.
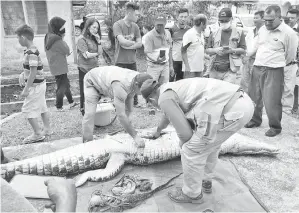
[23,46,45,82]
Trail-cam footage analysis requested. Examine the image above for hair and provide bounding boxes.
[135,73,153,88]
[178,8,189,15]
[15,24,34,41]
[254,10,265,18]
[125,2,139,12]
[287,8,299,17]
[82,18,102,42]
[265,5,281,18]
[143,24,153,32]
[193,14,207,27]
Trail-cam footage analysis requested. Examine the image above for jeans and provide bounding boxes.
[78,68,87,111]
[248,66,284,131]
[293,85,298,112]
[54,73,74,109]
[183,71,203,79]
[115,62,138,105]
[173,60,183,81]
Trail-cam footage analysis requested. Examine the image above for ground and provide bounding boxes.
[1,101,299,212]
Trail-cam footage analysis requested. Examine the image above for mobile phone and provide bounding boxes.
[160,50,166,58]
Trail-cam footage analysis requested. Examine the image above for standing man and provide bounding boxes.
[181,14,207,78]
[241,10,265,93]
[113,2,142,106]
[245,5,298,137]
[284,9,299,114]
[143,14,174,84]
[169,8,190,81]
[206,8,246,84]
[82,66,152,147]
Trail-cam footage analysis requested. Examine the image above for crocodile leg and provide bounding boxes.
[75,153,126,187]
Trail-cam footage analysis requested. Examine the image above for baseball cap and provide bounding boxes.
[154,14,167,24]
[218,8,232,21]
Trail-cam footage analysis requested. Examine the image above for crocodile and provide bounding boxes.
[1,127,279,187]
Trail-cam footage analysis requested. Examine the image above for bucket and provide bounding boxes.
[94,102,116,127]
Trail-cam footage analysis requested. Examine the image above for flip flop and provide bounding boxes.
[23,134,46,144]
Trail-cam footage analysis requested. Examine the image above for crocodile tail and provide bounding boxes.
[1,141,111,181]
[219,133,280,155]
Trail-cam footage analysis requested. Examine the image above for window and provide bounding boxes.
[1,0,48,36]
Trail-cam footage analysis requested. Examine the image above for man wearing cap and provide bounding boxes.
[245,5,298,137]
[82,66,152,147]
[206,8,246,84]
[139,78,254,203]
[181,14,208,78]
[143,14,174,84]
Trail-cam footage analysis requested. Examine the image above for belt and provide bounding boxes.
[25,79,45,83]
[148,60,167,65]
[286,61,297,66]
[223,87,244,114]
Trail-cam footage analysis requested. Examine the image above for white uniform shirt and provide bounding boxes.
[182,27,205,72]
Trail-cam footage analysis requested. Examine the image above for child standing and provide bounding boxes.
[16,24,51,143]
[45,17,78,111]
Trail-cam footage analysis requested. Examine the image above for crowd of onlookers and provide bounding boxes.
[4,2,298,144]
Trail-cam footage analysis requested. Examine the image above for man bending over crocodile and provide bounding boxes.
[139,77,254,203]
[82,66,152,147]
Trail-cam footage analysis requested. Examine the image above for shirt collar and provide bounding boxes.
[293,23,298,29]
[153,28,165,37]
[273,22,284,32]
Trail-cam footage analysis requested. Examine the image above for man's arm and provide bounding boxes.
[181,42,192,72]
[112,82,137,138]
[285,31,298,64]
[125,93,134,118]
[159,90,193,143]
[122,37,142,49]
[113,22,136,47]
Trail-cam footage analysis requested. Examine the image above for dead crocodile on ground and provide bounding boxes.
[1,127,279,187]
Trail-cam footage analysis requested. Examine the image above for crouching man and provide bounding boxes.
[82,66,152,147]
[139,78,254,203]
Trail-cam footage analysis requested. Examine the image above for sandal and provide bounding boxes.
[168,187,204,204]
[23,134,45,144]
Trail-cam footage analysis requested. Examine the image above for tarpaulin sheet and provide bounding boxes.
[2,137,268,212]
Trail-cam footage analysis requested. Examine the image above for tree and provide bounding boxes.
[73,0,108,20]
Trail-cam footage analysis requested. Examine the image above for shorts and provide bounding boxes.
[22,81,48,118]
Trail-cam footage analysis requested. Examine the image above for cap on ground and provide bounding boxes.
[140,79,159,99]
[218,8,232,21]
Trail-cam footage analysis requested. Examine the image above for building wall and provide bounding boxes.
[1,0,76,72]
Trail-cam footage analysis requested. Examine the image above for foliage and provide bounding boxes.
[73,0,108,20]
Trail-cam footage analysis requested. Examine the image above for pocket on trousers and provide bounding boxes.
[221,111,244,132]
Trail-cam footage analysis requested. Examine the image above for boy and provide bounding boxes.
[16,24,51,143]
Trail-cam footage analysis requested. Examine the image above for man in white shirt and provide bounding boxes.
[283,8,299,114]
[241,10,264,93]
[181,14,207,78]
[245,5,298,137]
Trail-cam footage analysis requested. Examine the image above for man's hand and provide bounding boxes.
[20,88,29,98]
[19,72,25,87]
[169,66,175,78]
[215,47,225,56]
[44,178,77,212]
[184,65,191,72]
[242,55,249,64]
[156,55,166,63]
[133,135,145,148]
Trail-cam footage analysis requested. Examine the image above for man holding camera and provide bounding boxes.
[206,8,246,84]
[143,14,174,84]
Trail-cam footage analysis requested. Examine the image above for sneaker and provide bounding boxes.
[23,134,45,144]
[56,107,67,112]
[168,187,204,204]
[69,102,79,109]
[244,121,261,128]
[202,180,212,193]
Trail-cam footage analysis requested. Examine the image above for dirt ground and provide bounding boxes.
[1,101,299,212]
